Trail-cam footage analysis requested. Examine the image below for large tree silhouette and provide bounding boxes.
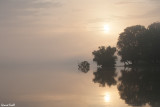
[117,22,160,65]
[146,22,160,64]
[117,25,146,65]
[92,46,117,87]
[92,46,117,67]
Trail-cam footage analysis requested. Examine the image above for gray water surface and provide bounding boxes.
[0,65,159,107]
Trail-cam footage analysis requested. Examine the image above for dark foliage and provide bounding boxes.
[117,25,146,65]
[117,22,160,65]
[118,67,160,107]
[92,46,117,67]
[93,66,117,87]
[78,61,90,73]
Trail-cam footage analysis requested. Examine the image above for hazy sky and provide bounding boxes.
[0,0,160,65]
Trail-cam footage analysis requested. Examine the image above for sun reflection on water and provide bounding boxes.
[104,93,111,102]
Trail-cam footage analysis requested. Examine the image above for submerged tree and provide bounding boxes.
[78,61,90,73]
[92,46,117,67]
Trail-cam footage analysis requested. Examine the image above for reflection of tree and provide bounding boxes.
[93,67,117,87]
[118,67,160,107]
[92,46,117,87]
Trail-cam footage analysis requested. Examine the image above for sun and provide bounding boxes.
[103,24,110,33]
[104,93,110,102]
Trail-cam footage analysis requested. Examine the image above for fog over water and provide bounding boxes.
[0,0,160,107]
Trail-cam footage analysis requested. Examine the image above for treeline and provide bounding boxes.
[117,22,160,65]
[78,22,160,72]
[93,22,160,66]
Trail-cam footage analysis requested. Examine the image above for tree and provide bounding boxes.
[146,22,160,64]
[117,22,160,65]
[78,61,90,73]
[92,46,117,67]
[117,25,146,65]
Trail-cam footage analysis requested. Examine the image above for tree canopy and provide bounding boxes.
[92,46,117,67]
[117,22,160,65]
[78,61,90,73]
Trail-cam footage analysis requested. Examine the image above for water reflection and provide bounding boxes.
[86,64,160,107]
[104,93,111,102]
[93,66,117,87]
[118,67,160,107]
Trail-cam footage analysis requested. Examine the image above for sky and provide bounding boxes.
[0,0,160,66]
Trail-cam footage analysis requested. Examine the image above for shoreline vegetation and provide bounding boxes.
[78,22,160,71]
[77,22,160,107]
[117,22,160,66]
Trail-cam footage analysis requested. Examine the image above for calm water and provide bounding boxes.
[0,65,159,107]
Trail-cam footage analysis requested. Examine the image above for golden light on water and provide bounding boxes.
[104,93,111,102]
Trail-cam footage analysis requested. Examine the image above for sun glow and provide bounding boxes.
[103,24,110,33]
[104,93,110,102]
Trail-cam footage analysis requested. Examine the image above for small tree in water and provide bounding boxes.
[92,46,117,67]
[78,61,90,73]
